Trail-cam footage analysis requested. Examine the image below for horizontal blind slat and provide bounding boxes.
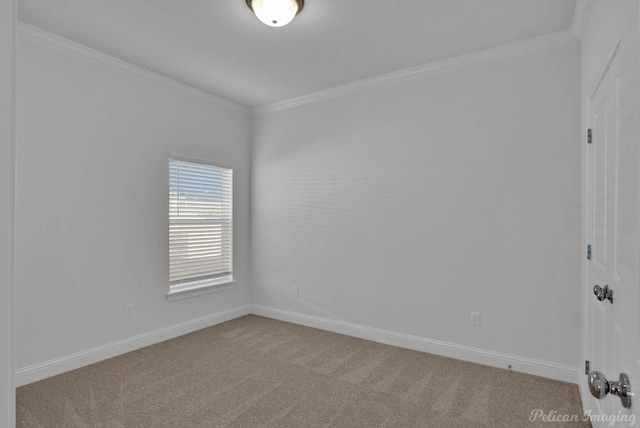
[169,249,231,256]
[170,260,231,273]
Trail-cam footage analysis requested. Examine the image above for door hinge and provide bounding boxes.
[585,360,590,375]
[588,129,592,144]
[587,245,592,260]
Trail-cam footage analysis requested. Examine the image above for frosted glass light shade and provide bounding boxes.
[248,0,302,27]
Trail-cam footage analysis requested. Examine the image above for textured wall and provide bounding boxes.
[252,43,582,366]
[16,38,251,368]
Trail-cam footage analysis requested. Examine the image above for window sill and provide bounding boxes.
[166,279,236,302]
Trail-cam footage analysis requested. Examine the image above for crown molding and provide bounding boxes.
[253,29,579,115]
[571,0,593,40]
[17,19,582,119]
[17,22,251,115]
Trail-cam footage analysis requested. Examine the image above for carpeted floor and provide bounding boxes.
[17,315,590,427]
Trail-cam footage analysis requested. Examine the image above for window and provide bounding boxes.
[168,156,233,297]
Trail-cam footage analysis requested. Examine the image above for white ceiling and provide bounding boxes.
[18,0,578,108]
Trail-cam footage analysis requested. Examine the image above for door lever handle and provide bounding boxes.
[593,284,614,303]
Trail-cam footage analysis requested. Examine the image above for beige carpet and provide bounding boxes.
[17,315,590,427]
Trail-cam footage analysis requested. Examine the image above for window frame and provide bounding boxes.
[166,154,235,301]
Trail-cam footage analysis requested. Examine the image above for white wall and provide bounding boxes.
[0,0,15,425]
[252,43,582,367]
[15,19,583,383]
[16,38,251,369]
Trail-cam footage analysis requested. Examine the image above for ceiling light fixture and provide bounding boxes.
[246,0,304,27]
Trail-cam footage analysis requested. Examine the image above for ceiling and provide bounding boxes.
[18,0,578,108]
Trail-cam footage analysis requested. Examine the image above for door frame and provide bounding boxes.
[0,0,16,426]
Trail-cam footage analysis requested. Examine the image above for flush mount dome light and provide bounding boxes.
[246,0,304,27]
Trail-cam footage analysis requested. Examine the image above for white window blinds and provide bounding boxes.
[169,157,233,290]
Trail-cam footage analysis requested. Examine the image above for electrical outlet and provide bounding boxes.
[292,286,298,297]
[125,304,133,318]
[471,311,480,326]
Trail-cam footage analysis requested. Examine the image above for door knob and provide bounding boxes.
[593,284,614,303]
[588,371,632,408]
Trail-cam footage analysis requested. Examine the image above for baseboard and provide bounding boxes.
[15,304,252,387]
[16,303,579,386]
[251,305,580,384]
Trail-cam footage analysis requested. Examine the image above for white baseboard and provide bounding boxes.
[251,305,580,384]
[15,304,252,387]
[16,303,579,387]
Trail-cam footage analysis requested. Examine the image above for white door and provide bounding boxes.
[585,12,640,427]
